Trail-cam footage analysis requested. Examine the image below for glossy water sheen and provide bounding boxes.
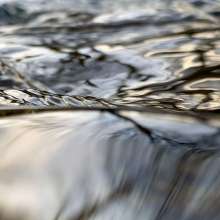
[0,0,220,220]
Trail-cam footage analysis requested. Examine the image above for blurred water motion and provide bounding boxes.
[0,110,219,220]
[0,0,220,219]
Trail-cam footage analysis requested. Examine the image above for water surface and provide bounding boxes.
[0,0,220,220]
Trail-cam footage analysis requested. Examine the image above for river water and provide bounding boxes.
[0,0,220,220]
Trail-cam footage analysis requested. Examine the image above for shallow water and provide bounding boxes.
[0,0,220,220]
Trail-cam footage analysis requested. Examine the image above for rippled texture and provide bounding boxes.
[1,0,220,220]
[0,0,220,112]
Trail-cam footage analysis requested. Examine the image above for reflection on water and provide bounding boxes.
[1,0,220,219]
[0,1,220,112]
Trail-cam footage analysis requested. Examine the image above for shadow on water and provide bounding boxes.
[0,0,220,219]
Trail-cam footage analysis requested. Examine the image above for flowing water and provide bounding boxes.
[0,0,220,219]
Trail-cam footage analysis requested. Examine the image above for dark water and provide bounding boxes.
[1,0,220,219]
